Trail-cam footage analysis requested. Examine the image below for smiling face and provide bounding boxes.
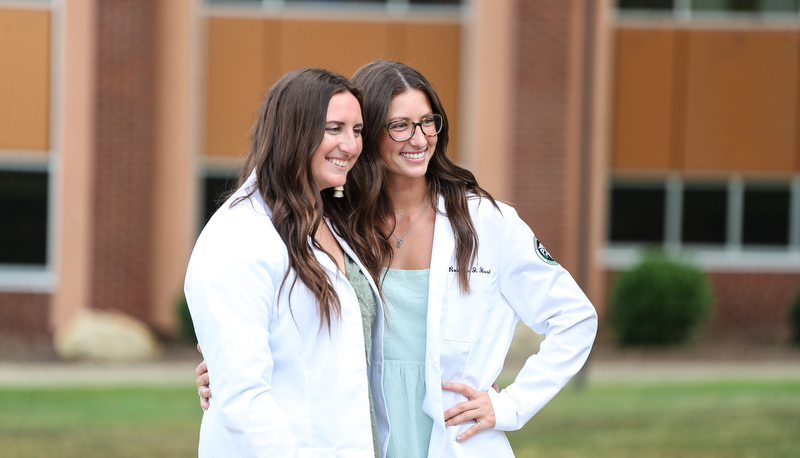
[378,88,437,183]
[310,91,364,191]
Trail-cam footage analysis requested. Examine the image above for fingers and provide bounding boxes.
[194,352,209,410]
[195,360,208,378]
[442,382,490,425]
[441,382,477,398]
[454,420,486,443]
[198,386,210,410]
[441,381,497,443]
[492,382,500,393]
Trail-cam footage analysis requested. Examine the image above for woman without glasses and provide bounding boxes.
[185,68,388,457]
[196,61,597,457]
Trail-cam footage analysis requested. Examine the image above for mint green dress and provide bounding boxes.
[381,268,433,458]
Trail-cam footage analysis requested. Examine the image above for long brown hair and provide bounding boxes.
[234,68,364,330]
[343,60,497,292]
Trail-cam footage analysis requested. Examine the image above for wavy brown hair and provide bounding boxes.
[340,60,497,293]
[233,68,365,330]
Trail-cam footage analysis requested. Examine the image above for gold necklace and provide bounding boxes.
[379,201,431,248]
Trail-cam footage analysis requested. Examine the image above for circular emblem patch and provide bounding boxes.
[534,236,558,265]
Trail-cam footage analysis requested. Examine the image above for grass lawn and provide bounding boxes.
[507,380,800,458]
[0,386,201,457]
[0,379,798,457]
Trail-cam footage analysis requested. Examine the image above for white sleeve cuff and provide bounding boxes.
[487,388,522,432]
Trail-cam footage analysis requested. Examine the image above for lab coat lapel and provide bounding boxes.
[424,195,455,455]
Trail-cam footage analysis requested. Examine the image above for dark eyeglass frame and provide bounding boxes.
[384,113,443,142]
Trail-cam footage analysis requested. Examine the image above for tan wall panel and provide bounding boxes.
[683,30,798,172]
[205,17,268,158]
[206,17,462,162]
[399,22,460,161]
[279,20,391,77]
[612,28,676,169]
[261,19,282,90]
[0,8,50,151]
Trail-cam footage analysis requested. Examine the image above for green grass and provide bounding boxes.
[0,380,798,457]
[0,386,201,457]
[507,380,800,458]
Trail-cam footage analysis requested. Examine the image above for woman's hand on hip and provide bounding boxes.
[195,344,211,410]
[441,381,496,443]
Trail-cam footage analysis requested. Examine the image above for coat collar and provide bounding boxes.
[422,194,455,437]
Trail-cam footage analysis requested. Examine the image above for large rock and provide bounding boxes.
[54,308,162,361]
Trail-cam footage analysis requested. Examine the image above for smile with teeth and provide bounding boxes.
[327,158,348,168]
[400,151,425,160]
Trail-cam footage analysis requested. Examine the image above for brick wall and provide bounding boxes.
[0,292,50,338]
[90,0,156,322]
[604,270,800,343]
[708,272,800,342]
[509,0,585,274]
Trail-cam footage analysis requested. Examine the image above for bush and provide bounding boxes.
[176,292,197,344]
[608,253,714,346]
[791,286,800,346]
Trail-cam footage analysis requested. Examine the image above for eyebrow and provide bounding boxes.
[387,113,434,122]
[326,120,364,127]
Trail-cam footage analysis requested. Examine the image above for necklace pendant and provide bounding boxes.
[396,239,403,248]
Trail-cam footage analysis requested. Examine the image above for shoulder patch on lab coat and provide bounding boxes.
[534,236,558,265]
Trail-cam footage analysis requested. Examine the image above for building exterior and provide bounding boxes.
[0,0,797,355]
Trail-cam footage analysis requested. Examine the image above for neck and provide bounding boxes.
[384,176,429,214]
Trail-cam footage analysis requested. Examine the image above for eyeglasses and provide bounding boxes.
[384,114,443,142]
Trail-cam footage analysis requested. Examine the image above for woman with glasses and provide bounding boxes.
[197,60,596,457]
[344,60,596,457]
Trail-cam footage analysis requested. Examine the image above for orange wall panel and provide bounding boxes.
[205,16,462,162]
[279,20,392,77]
[612,28,676,169]
[0,8,50,151]
[399,22,461,161]
[683,29,799,172]
[205,17,268,158]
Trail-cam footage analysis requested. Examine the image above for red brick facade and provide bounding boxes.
[0,293,50,344]
[605,270,800,344]
[90,0,157,323]
[0,1,796,354]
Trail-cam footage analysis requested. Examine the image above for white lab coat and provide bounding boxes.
[421,195,597,457]
[184,178,389,458]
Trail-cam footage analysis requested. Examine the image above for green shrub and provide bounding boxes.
[791,286,800,346]
[608,253,714,346]
[176,292,197,344]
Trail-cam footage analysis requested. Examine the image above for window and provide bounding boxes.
[618,0,674,9]
[692,0,799,12]
[742,185,790,246]
[0,169,49,265]
[607,176,800,269]
[617,0,800,14]
[609,183,666,243]
[202,173,239,228]
[682,184,727,244]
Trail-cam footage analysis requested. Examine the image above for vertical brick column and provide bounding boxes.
[91,0,156,322]
[509,0,587,274]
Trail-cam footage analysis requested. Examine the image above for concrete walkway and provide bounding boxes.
[1,359,799,389]
[0,360,199,388]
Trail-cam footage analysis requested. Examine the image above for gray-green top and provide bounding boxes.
[343,253,380,458]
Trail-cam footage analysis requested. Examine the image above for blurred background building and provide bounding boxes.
[0,0,798,355]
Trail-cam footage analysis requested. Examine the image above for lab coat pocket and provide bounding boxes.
[443,273,491,342]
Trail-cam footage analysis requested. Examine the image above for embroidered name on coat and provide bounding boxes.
[448,266,492,275]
